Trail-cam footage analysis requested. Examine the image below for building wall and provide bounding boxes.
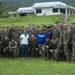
[36,8,64,16]
[42,8,53,15]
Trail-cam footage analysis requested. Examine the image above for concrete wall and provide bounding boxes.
[36,8,61,16]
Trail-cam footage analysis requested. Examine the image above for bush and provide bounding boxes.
[0,14,10,18]
[55,18,61,23]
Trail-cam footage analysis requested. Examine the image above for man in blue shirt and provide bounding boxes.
[37,27,47,58]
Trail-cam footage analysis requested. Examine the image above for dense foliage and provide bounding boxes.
[0,0,75,14]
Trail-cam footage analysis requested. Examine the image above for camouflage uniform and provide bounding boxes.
[17,30,22,55]
[0,31,6,41]
[5,27,10,39]
[5,31,10,39]
[0,30,6,56]
[63,27,71,61]
[9,28,14,41]
[29,38,39,57]
[54,27,65,61]
[2,39,9,57]
[26,29,34,37]
[32,28,40,37]
[0,39,2,56]
[71,28,75,61]
[12,31,19,43]
[52,27,60,39]
[45,38,51,59]
[9,40,19,58]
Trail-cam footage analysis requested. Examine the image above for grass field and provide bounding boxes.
[0,57,75,75]
[0,14,75,27]
[0,14,75,75]
[0,15,62,26]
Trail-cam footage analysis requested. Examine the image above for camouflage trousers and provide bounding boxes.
[72,44,75,61]
[0,46,2,56]
[64,44,71,61]
[55,42,64,61]
[9,48,19,57]
[0,46,3,56]
[30,47,39,57]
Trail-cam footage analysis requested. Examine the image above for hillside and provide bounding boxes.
[0,14,75,26]
[0,0,75,14]
[0,15,62,26]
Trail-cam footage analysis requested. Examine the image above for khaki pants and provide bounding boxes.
[39,44,45,58]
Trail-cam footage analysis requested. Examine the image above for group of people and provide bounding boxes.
[0,23,75,62]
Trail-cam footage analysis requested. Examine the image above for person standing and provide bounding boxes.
[20,29,29,58]
[54,22,65,61]
[63,24,71,62]
[37,27,47,58]
[71,23,75,62]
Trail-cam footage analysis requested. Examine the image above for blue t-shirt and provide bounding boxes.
[37,33,47,44]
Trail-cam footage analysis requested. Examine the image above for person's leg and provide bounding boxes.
[72,45,75,61]
[31,48,35,57]
[35,48,39,57]
[25,45,28,57]
[46,48,50,59]
[0,46,2,56]
[55,42,63,61]
[13,49,18,58]
[42,44,45,58]
[21,45,25,58]
[39,44,42,56]
[64,45,71,62]
[0,46,1,56]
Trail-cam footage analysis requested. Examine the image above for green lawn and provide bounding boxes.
[0,15,63,26]
[0,57,75,75]
[0,15,75,75]
[0,14,75,27]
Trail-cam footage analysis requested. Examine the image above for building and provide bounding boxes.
[8,11,17,17]
[32,1,75,16]
[8,1,75,17]
[16,7,35,16]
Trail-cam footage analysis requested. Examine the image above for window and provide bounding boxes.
[20,13,27,16]
[53,8,58,13]
[36,9,42,13]
[60,8,65,14]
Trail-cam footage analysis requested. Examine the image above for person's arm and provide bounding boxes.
[19,34,23,45]
[9,42,16,49]
[13,41,17,48]
[19,38,22,45]
[9,42,13,49]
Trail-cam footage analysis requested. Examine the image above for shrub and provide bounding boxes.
[0,14,10,18]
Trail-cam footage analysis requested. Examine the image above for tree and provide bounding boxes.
[0,1,3,15]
